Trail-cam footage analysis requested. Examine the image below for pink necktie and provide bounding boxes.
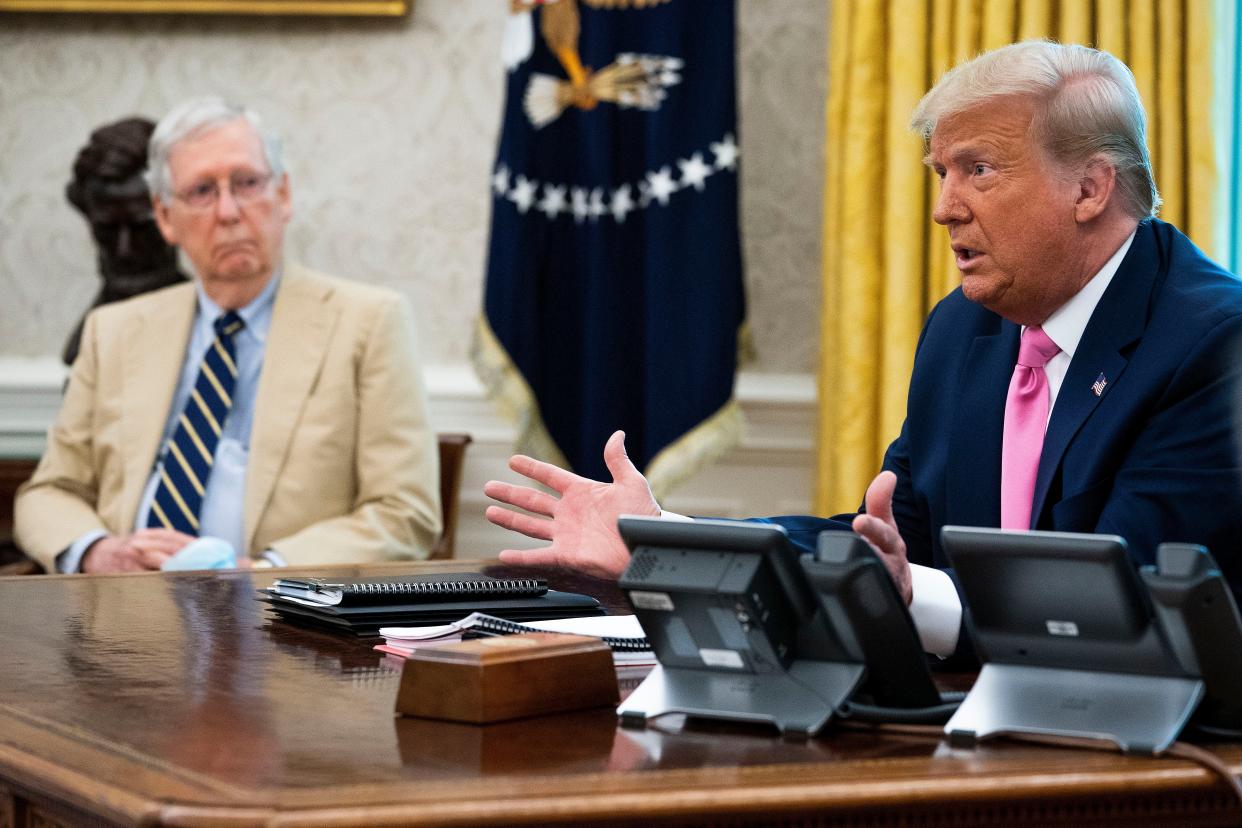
[1000,326,1061,530]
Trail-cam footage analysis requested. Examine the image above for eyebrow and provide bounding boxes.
[923,143,997,169]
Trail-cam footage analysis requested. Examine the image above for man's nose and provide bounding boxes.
[214,185,242,222]
[932,179,969,226]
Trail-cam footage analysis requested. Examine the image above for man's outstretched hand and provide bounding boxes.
[484,430,660,579]
[851,470,914,605]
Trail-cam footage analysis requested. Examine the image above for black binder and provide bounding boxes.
[258,573,603,637]
[267,573,549,606]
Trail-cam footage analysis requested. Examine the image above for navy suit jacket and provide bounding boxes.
[767,219,1242,645]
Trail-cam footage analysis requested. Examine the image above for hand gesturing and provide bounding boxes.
[851,470,913,604]
[484,431,660,579]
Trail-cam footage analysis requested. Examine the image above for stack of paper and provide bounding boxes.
[377,612,656,666]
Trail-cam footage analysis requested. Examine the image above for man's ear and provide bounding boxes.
[275,173,292,224]
[1074,155,1117,223]
[152,195,178,245]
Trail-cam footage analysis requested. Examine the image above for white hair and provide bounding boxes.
[910,40,1160,219]
[145,96,284,198]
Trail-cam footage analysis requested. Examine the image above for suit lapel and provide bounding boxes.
[1031,224,1159,523]
[947,320,1019,528]
[121,286,197,523]
[244,265,337,549]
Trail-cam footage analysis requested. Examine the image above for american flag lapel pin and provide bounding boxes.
[1091,372,1108,397]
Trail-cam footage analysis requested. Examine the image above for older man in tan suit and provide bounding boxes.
[15,98,440,573]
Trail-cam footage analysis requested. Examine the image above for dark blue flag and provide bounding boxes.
[472,0,745,496]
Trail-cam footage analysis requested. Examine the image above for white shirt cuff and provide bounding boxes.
[57,529,108,574]
[907,563,962,657]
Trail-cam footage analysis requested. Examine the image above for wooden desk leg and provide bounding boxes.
[0,782,89,828]
[1,782,19,828]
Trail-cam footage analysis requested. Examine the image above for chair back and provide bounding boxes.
[430,432,473,559]
[0,459,41,575]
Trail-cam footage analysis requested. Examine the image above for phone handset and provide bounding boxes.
[1141,543,1242,737]
[804,532,962,723]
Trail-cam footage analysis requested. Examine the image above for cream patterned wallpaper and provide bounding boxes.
[0,0,826,373]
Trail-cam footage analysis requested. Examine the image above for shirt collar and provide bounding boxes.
[1039,229,1137,359]
[193,269,281,343]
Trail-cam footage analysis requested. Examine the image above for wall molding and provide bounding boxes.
[0,358,818,558]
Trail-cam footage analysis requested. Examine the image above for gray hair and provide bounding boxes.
[145,96,285,198]
[910,40,1160,219]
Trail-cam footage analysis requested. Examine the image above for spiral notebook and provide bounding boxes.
[380,612,652,651]
[267,573,548,607]
[376,612,654,666]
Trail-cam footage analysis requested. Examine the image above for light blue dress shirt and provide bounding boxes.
[58,275,280,572]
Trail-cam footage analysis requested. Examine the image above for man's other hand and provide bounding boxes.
[851,470,914,605]
[484,430,660,579]
[82,528,196,573]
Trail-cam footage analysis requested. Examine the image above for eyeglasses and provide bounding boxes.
[172,172,273,211]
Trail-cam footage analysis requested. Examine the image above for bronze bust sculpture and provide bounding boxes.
[63,117,187,366]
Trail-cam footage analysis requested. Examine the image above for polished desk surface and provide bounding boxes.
[0,561,1240,827]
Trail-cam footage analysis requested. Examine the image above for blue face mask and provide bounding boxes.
[160,537,238,571]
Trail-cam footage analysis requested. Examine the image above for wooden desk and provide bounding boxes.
[0,563,1239,827]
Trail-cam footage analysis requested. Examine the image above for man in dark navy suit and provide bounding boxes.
[482,41,1242,657]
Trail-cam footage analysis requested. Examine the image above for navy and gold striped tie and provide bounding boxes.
[147,311,245,535]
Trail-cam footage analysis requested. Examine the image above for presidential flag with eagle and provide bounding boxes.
[473,0,746,497]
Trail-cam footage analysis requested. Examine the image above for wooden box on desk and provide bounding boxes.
[395,632,620,723]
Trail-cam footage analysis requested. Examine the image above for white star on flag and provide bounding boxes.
[492,164,510,196]
[710,134,739,171]
[678,152,712,191]
[611,184,635,223]
[538,184,567,219]
[571,187,590,223]
[508,175,538,213]
[637,180,653,208]
[588,188,607,220]
[646,166,677,205]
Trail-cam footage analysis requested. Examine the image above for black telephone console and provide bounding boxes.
[942,526,1242,752]
[1141,543,1242,738]
[614,518,958,736]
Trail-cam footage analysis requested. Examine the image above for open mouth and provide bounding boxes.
[953,245,984,268]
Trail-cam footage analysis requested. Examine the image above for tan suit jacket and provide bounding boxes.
[15,263,441,571]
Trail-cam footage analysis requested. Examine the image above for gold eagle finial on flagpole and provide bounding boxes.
[508,0,681,128]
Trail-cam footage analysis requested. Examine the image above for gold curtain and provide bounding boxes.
[815,0,1215,516]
